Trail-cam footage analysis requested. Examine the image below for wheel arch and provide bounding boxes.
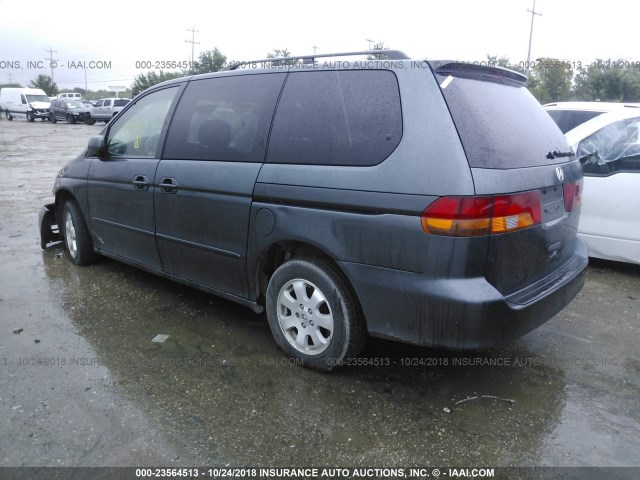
[254,240,367,331]
[54,189,79,227]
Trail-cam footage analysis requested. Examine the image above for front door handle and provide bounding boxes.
[159,177,178,194]
[133,175,149,190]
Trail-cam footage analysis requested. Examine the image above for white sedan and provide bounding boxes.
[565,109,640,264]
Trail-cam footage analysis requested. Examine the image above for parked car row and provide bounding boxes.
[48,97,131,124]
[0,87,130,124]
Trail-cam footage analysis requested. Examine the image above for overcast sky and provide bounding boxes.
[1,0,639,90]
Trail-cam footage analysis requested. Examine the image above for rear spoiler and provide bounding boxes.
[429,61,528,87]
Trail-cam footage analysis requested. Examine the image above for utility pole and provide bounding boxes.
[45,46,58,82]
[525,0,541,77]
[8,72,12,84]
[312,44,319,55]
[365,38,374,50]
[185,25,200,66]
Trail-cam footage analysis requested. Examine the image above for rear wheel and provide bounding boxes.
[6,112,13,121]
[62,201,98,266]
[266,258,367,371]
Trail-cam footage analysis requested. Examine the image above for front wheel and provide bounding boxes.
[6,112,13,121]
[62,201,98,266]
[85,115,96,125]
[27,112,34,122]
[67,114,76,124]
[50,112,57,123]
[266,258,367,371]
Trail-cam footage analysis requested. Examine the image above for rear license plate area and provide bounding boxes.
[541,185,564,224]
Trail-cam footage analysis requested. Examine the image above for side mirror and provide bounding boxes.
[87,135,106,157]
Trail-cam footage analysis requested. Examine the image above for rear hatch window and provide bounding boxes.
[433,63,570,169]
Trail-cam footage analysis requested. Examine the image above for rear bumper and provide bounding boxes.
[338,238,588,349]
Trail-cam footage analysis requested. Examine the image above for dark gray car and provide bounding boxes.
[40,51,588,370]
[49,99,91,124]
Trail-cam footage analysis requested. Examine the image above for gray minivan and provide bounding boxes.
[40,51,588,370]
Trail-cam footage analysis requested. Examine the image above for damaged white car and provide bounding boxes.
[567,109,640,264]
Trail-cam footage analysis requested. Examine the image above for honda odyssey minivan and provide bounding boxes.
[40,50,588,370]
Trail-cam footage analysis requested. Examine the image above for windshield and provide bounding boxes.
[67,101,85,108]
[577,117,640,175]
[25,94,50,103]
[547,109,604,134]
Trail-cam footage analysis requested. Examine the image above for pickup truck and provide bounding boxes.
[85,97,130,125]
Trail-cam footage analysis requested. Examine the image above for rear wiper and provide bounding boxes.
[546,150,574,160]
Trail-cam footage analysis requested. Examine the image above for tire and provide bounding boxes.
[67,114,76,124]
[27,112,35,122]
[85,115,95,125]
[50,113,57,123]
[62,201,98,266]
[103,119,109,124]
[266,257,367,371]
[6,112,13,121]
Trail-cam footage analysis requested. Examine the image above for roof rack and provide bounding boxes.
[222,50,410,71]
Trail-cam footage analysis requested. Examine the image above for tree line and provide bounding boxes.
[488,55,640,104]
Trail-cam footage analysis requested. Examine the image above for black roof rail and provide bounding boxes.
[222,50,410,71]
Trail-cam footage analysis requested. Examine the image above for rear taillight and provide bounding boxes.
[421,190,542,237]
[562,178,583,212]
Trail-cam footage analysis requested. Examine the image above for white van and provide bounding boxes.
[57,92,82,100]
[0,87,51,121]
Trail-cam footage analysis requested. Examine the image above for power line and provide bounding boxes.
[44,46,59,82]
[185,25,200,65]
[525,0,542,77]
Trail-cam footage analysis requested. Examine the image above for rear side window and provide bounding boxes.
[547,110,604,134]
[267,70,402,166]
[114,99,129,107]
[163,73,286,162]
[436,73,570,169]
